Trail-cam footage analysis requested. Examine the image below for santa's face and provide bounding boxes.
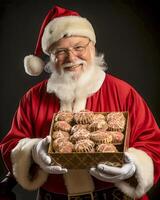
[50,36,95,78]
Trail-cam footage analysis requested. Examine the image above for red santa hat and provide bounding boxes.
[24,5,96,76]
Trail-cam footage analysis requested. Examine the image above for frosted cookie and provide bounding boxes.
[56,141,74,153]
[90,130,113,144]
[107,131,124,144]
[71,124,88,134]
[106,112,126,132]
[52,130,70,140]
[93,113,105,121]
[74,110,94,124]
[70,129,90,144]
[74,139,95,152]
[52,137,69,151]
[96,143,118,152]
[55,111,73,123]
[88,120,108,132]
[54,121,71,132]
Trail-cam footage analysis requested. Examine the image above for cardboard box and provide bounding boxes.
[48,112,130,169]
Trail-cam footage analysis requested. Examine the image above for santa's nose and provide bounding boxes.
[65,50,77,62]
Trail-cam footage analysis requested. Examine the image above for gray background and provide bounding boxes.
[0,0,160,199]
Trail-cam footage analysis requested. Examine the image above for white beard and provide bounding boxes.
[46,55,106,112]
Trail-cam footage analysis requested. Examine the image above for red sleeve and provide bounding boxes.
[127,88,160,183]
[0,90,35,171]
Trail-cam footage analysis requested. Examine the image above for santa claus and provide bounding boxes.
[1,5,160,200]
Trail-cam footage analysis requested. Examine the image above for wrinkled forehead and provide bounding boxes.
[49,36,93,51]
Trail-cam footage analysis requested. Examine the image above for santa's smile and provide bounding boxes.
[64,64,82,71]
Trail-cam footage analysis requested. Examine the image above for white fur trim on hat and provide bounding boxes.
[11,138,48,190]
[24,55,45,76]
[115,147,154,199]
[42,16,96,55]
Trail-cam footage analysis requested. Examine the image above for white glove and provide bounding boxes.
[32,136,67,174]
[90,153,136,183]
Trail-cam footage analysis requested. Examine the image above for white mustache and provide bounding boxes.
[61,60,87,68]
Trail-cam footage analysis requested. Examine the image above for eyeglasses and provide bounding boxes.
[51,40,91,60]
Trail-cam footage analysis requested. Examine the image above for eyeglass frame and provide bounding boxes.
[50,39,91,60]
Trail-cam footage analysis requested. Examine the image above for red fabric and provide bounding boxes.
[140,196,149,200]
[1,74,160,199]
[35,5,79,56]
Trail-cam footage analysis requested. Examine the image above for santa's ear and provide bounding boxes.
[24,55,45,76]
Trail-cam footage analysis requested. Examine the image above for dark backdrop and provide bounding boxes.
[0,0,160,199]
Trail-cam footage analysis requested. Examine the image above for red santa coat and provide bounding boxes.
[1,74,160,200]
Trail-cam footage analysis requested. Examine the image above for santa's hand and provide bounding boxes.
[90,153,136,183]
[32,136,67,174]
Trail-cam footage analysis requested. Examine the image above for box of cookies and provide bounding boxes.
[48,110,130,169]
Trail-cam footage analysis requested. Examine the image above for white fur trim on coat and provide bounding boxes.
[11,138,48,190]
[115,147,154,198]
[42,16,96,54]
[63,169,95,195]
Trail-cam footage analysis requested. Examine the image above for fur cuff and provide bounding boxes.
[11,138,48,190]
[115,147,154,198]
[63,169,95,195]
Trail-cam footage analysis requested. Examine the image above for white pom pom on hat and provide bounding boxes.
[24,55,45,76]
[24,5,96,76]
